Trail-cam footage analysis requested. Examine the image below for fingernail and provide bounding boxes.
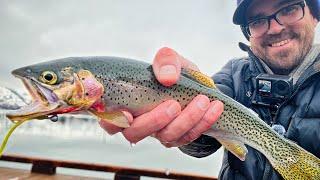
[196,97,209,110]
[159,47,175,56]
[166,102,180,118]
[159,65,177,76]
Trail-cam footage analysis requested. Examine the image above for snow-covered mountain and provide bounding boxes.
[0,87,28,110]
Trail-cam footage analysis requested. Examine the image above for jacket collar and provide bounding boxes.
[238,42,266,81]
[290,45,320,84]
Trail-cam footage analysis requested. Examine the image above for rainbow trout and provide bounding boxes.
[4,56,320,179]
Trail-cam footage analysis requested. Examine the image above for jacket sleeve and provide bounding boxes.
[178,59,236,158]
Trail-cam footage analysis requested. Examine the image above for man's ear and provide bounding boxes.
[241,26,250,41]
[312,17,318,28]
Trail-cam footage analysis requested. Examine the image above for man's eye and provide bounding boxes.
[250,19,267,28]
[280,5,299,16]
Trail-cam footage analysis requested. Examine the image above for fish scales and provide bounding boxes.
[5,56,320,179]
[80,57,319,178]
[88,57,320,179]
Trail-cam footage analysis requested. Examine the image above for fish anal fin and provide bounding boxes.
[182,68,216,88]
[217,138,248,161]
[89,110,130,128]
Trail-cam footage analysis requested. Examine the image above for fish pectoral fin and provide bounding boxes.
[216,138,248,161]
[89,110,130,128]
[181,68,216,89]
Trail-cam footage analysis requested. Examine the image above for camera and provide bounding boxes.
[252,74,293,108]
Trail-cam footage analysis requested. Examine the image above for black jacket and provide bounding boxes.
[179,43,320,180]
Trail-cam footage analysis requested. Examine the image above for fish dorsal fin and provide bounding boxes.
[182,68,216,88]
[216,137,248,161]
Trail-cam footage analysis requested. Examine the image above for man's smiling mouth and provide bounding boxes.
[269,39,292,47]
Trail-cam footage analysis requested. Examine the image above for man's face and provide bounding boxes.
[246,0,318,74]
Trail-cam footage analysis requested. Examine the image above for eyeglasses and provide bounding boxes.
[245,1,306,38]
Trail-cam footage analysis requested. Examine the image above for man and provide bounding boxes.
[100,0,320,179]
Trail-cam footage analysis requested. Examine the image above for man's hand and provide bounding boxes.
[99,47,224,147]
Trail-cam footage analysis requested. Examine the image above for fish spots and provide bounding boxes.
[68,57,320,179]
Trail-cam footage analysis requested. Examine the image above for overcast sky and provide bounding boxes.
[1,1,320,89]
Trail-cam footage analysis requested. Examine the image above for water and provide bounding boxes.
[0,116,224,178]
[0,87,223,178]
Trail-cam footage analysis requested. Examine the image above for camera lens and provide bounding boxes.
[273,81,289,96]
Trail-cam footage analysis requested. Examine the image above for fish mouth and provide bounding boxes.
[6,76,64,122]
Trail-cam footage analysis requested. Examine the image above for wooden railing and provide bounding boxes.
[0,154,217,180]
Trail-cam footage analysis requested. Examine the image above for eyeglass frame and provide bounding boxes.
[243,1,306,38]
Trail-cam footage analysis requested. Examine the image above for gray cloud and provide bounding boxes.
[2,1,318,89]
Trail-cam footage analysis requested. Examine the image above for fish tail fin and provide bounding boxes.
[275,146,320,180]
[291,149,320,180]
[0,120,26,157]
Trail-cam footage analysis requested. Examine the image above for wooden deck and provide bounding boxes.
[0,167,104,180]
[0,154,217,180]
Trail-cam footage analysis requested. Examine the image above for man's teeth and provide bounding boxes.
[271,39,291,47]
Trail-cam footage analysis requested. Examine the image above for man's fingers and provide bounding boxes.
[182,100,224,142]
[153,47,182,86]
[153,47,200,87]
[123,100,181,143]
[155,95,210,143]
[165,100,224,147]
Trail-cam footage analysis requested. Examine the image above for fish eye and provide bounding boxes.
[39,71,58,85]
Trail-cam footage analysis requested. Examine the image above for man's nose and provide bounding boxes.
[267,18,285,34]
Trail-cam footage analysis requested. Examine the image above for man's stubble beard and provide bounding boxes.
[252,25,315,75]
